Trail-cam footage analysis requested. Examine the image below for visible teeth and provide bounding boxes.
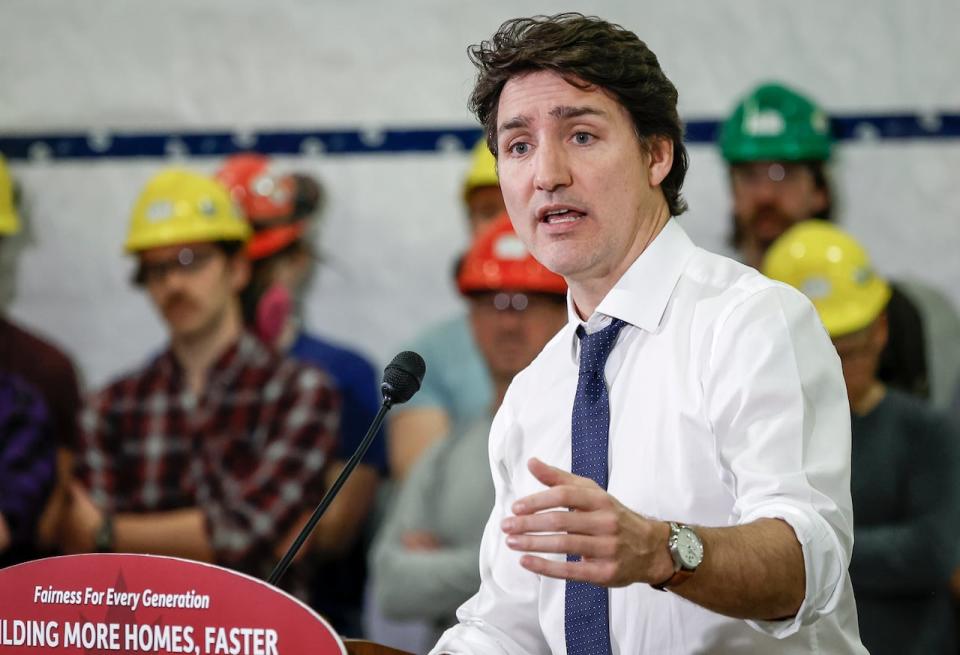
[546,209,567,216]
[547,214,579,224]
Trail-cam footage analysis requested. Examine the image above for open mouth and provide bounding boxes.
[540,207,586,225]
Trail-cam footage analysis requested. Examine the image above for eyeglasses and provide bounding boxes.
[135,247,218,286]
[730,162,812,189]
[469,291,565,314]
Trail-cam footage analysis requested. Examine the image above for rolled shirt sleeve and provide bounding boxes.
[704,284,855,638]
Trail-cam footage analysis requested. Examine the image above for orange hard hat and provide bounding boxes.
[215,153,320,260]
[216,153,296,221]
[458,213,567,296]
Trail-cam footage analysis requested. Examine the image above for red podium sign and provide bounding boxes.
[0,554,346,654]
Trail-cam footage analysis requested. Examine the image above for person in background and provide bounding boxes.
[371,213,566,643]
[763,220,960,655]
[387,139,504,480]
[366,141,508,649]
[0,152,82,560]
[718,81,960,411]
[62,168,339,600]
[216,153,384,636]
[433,13,865,653]
[0,371,55,568]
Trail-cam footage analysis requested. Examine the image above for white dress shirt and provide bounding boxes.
[431,220,866,654]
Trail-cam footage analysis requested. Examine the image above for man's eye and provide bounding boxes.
[510,142,529,155]
[573,132,593,145]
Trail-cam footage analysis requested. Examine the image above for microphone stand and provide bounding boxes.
[268,396,394,587]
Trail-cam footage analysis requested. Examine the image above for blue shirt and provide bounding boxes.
[290,331,387,474]
[398,314,492,432]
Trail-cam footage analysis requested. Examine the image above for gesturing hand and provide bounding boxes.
[501,458,674,587]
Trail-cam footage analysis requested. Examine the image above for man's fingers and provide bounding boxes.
[512,484,610,515]
[502,508,618,536]
[506,533,618,559]
[527,457,597,489]
[517,554,616,585]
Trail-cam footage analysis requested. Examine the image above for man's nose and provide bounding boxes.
[534,141,573,192]
[494,309,528,336]
[750,175,782,204]
[160,266,192,291]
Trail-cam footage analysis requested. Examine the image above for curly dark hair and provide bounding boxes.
[468,13,688,216]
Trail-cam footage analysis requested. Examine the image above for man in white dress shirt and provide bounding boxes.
[432,13,866,655]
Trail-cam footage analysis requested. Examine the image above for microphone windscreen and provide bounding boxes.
[381,351,426,405]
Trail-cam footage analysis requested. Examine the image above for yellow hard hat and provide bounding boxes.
[762,221,891,337]
[124,168,251,253]
[0,154,21,236]
[462,138,499,201]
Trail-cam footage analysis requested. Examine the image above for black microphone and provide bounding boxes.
[268,351,426,587]
[381,350,426,406]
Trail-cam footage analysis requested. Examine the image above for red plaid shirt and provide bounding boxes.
[76,332,339,587]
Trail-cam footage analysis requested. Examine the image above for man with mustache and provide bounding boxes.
[718,83,833,271]
[216,153,385,636]
[62,168,339,599]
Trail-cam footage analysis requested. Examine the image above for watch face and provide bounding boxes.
[676,527,704,569]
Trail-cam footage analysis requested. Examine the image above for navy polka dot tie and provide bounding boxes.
[565,318,626,655]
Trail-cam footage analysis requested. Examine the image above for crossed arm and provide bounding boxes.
[61,485,215,561]
[62,480,325,564]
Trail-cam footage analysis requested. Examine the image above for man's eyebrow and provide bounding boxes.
[498,106,609,134]
[498,115,529,134]
[549,105,608,121]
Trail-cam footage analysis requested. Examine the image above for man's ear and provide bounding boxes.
[292,244,313,280]
[646,136,674,188]
[229,254,252,292]
[872,311,889,353]
[810,184,829,217]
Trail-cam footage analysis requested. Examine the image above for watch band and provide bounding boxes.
[651,567,694,592]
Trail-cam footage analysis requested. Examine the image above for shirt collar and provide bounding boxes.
[564,219,696,356]
[157,330,262,388]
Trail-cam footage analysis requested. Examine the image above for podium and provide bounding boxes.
[0,554,413,655]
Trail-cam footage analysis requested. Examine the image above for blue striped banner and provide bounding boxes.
[1,113,958,160]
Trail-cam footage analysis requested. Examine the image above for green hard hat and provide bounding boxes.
[719,82,832,163]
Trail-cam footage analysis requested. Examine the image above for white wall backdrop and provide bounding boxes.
[1,0,958,390]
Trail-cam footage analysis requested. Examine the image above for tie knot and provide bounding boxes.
[577,318,626,373]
